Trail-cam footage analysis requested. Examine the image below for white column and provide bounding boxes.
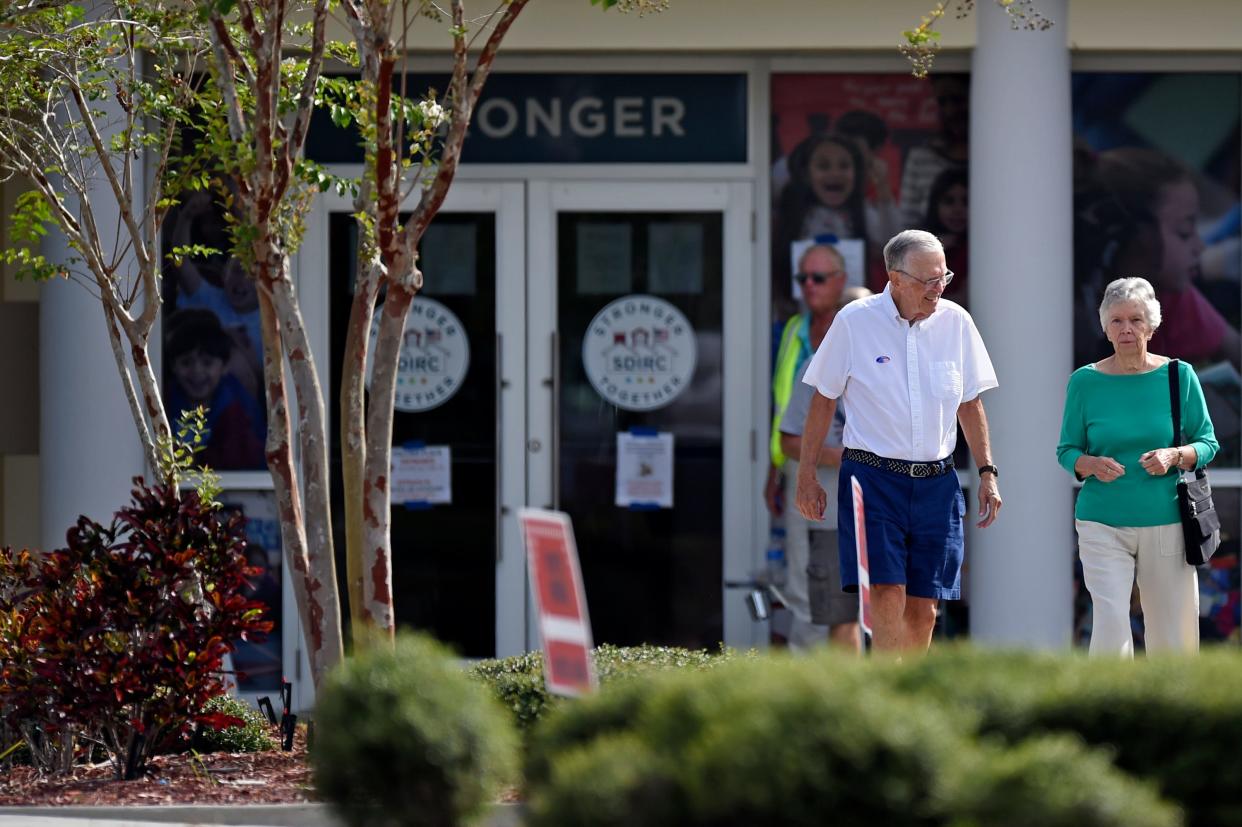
[967,0,1074,648]
[39,50,145,549]
[40,260,144,550]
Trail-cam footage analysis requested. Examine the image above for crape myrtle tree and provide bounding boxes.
[202,0,668,649]
[196,0,347,687]
[0,1,207,481]
[901,0,1053,77]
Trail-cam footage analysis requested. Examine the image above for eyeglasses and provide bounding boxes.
[795,270,845,285]
[895,268,954,288]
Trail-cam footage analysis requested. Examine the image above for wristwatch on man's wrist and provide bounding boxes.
[978,465,999,478]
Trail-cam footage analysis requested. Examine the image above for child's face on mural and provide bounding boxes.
[938,183,969,235]
[1154,179,1205,291]
[172,348,225,405]
[223,260,259,314]
[808,142,857,209]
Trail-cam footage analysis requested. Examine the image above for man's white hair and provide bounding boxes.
[1098,277,1162,332]
[883,229,944,273]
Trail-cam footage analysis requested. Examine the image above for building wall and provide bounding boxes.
[0,179,40,550]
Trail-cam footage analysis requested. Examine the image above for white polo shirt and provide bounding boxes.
[801,285,997,462]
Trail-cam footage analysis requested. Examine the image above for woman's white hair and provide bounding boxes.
[1098,277,1162,332]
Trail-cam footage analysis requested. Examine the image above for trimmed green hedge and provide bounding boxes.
[468,643,737,735]
[881,647,1242,827]
[192,694,275,753]
[312,633,518,827]
[525,653,1179,827]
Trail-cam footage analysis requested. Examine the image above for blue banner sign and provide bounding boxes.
[306,73,748,164]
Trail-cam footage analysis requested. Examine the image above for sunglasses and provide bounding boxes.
[795,270,844,285]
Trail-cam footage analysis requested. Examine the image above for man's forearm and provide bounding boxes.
[957,397,993,466]
[798,393,836,478]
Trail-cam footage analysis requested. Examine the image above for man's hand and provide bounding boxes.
[977,474,1002,528]
[796,473,827,522]
[763,465,783,516]
[1139,448,1179,476]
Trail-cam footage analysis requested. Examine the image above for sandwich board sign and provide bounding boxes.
[518,508,597,696]
[850,477,873,638]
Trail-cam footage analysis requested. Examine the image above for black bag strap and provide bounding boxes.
[1168,358,1183,447]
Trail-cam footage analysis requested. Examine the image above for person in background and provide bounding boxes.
[1057,277,1218,656]
[764,244,850,518]
[165,309,267,471]
[777,284,872,652]
[922,168,969,306]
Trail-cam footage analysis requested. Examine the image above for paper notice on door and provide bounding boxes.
[615,430,674,509]
[391,443,452,506]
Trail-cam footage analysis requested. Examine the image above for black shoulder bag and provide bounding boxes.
[1168,359,1220,566]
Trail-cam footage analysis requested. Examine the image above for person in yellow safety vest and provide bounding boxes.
[764,243,850,516]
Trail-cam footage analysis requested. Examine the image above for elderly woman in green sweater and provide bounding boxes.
[1057,277,1219,656]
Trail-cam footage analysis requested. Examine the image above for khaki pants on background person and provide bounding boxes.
[1076,520,1199,657]
[776,460,830,650]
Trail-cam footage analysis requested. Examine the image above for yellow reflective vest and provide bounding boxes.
[770,314,811,469]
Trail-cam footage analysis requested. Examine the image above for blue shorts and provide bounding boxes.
[836,457,966,601]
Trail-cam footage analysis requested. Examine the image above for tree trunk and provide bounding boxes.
[361,285,414,636]
[266,262,345,672]
[256,276,338,688]
[340,255,380,641]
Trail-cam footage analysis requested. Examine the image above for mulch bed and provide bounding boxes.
[0,726,315,806]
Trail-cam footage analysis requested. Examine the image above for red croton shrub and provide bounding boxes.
[0,479,272,778]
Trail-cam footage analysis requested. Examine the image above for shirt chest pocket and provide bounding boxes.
[930,360,963,401]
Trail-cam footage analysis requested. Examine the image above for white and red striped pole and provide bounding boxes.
[850,477,873,639]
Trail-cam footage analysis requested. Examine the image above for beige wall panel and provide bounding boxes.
[1069,0,1242,51]
[2,455,40,550]
[356,0,1242,56]
[384,0,975,53]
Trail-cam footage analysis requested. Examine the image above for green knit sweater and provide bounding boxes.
[1056,361,1219,527]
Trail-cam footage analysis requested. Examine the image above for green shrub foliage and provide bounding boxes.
[527,652,1183,827]
[191,695,276,753]
[469,643,736,736]
[883,647,1241,827]
[940,734,1180,827]
[312,633,519,827]
[0,480,272,777]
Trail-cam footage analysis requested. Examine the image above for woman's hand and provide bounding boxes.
[1139,447,1180,476]
[1076,455,1125,482]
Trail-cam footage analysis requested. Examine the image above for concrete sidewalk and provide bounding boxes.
[0,803,523,827]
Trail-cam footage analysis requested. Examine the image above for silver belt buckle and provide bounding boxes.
[909,462,923,478]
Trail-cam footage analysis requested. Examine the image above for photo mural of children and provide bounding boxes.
[922,168,969,305]
[771,73,969,314]
[164,308,267,470]
[162,188,268,470]
[772,132,900,315]
[222,492,284,693]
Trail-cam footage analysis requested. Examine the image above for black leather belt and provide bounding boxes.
[843,448,955,478]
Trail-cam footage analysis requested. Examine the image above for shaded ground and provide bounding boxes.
[0,727,313,806]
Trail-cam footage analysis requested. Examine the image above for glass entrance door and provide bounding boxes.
[311,182,527,659]
[528,181,755,650]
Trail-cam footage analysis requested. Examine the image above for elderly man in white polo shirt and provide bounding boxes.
[795,229,1002,652]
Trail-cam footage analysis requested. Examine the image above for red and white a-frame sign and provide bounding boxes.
[518,508,598,697]
[850,477,873,637]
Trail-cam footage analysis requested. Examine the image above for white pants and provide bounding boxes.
[1076,520,1199,657]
